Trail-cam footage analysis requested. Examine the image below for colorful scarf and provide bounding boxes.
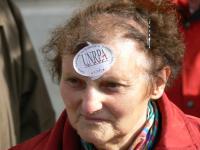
[130,101,159,150]
[81,101,159,150]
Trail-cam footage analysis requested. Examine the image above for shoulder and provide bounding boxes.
[184,115,200,142]
[9,130,51,150]
[9,111,67,150]
[9,111,81,150]
[156,93,200,149]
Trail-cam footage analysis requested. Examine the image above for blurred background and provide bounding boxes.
[15,0,88,119]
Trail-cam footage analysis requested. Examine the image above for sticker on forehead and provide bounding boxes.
[73,44,115,80]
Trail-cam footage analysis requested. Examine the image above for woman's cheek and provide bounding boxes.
[60,82,72,107]
[60,82,77,108]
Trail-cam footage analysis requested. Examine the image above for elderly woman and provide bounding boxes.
[10,0,200,150]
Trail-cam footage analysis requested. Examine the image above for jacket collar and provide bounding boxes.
[156,93,200,149]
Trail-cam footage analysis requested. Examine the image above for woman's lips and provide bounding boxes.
[82,115,107,122]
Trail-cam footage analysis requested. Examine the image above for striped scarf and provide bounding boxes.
[81,101,159,150]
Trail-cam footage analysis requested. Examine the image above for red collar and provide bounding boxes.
[156,93,200,148]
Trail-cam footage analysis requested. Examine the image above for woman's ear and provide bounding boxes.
[150,66,171,100]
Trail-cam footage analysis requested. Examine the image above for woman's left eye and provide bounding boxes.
[100,81,122,92]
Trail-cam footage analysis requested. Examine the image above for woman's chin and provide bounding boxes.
[76,123,114,146]
[80,132,105,145]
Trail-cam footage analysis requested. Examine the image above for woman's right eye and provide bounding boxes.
[65,77,85,89]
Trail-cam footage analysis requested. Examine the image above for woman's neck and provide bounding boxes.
[95,109,147,150]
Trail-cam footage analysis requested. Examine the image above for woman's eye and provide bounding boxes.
[65,78,85,89]
[101,82,122,92]
[106,82,120,88]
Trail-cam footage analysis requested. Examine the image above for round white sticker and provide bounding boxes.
[73,44,115,80]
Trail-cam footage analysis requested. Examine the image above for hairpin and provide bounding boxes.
[147,17,151,49]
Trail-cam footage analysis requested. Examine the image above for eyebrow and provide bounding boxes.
[98,75,132,86]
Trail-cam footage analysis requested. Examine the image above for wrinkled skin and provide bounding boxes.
[60,38,168,150]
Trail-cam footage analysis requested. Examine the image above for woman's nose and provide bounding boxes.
[81,86,103,115]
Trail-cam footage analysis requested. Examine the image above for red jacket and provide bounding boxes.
[167,0,200,117]
[9,93,200,150]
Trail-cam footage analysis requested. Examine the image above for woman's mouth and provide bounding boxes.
[82,115,107,122]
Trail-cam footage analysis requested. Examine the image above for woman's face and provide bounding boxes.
[60,39,154,149]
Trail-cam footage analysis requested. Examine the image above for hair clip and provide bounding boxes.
[86,41,92,46]
[147,17,151,49]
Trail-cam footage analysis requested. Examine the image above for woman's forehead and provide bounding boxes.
[107,38,151,69]
[62,38,151,79]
